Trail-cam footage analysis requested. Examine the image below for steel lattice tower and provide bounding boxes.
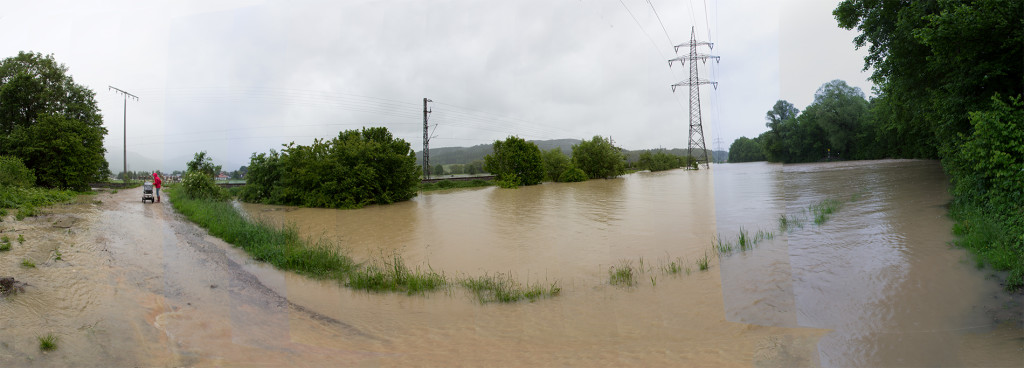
[668,27,719,169]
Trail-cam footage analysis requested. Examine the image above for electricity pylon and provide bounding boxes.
[668,27,719,169]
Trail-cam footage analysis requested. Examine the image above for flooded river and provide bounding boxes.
[1,159,1020,366]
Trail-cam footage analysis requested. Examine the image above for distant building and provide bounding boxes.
[216,172,229,181]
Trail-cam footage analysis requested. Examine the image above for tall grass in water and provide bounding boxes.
[609,261,636,286]
[38,333,57,351]
[810,198,842,225]
[696,252,710,271]
[347,255,447,295]
[461,273,560,303]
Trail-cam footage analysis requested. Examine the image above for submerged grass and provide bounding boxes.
[20,259,34,268]
[609,261,636,286]
[810,198,843,225]
[696,252,710,271]
[346,255,447,295]
[167,187,556,303]
[461,273,560,303]
[38,333,57,351]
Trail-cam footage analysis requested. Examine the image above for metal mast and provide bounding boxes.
[422,98,433,179]
[668,27,719,169]
[109,86,138,185]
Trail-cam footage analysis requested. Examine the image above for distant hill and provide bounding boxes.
[418,139,726,166]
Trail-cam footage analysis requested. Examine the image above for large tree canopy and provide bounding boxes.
[834,0,1024,289]
[0,51,109,190]
[484,136,544,187]
[727,137,765,163]
[571,136,625,179]
[240,127,420,208]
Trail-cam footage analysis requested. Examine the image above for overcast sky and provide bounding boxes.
[1,0,871,172]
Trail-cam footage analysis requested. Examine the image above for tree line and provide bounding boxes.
[729,1,1023,289]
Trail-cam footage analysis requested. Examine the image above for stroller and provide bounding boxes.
[142,181,155,203]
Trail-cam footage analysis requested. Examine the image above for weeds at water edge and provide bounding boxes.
[609,261,636,286]
[346,255,447,295]
[21,259,35,268]
[696,252,710,271]
[38,333,57,351]
[461,273,561,303]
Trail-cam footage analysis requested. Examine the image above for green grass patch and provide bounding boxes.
[714,234,732,254]
[609,261,636,286]
[21,259,35,268]
[0,186,77,221]
[38,333,57,351]
[0,241,10,252]
[419,179,494,192]
[696,252,710,271]
[165,187,354,281]
[346,255,447,295]
[810,198,843,225]
[460,273,560,303]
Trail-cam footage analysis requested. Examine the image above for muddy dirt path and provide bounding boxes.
[0,190,367,367]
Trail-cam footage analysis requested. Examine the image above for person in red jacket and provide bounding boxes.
[152,172,162,203]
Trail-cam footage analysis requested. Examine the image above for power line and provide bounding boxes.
[617,0,668,60]
[645,0,674,45]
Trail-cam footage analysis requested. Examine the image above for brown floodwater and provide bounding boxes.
[0,159,1019,366]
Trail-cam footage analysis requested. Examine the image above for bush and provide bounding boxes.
[558,167,588,183]
[572,136,625,179]
[181,171,225,200]
[637,150,691,171]
[484,136,544,187]
[0,156,35,187]
[240,127,420,208]
[541,148,571,182]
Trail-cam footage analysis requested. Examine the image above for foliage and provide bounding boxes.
[432,164,445,176]
[0,185,76,220]
[38,333,57,351]
[0,52,109,190]
[637,150,692,171]
[240,127,420,208]
[757,81,871,163]
[483,136,544,187]
[181,170,225,200]
[571,136,625,179]
[835,0,1024,289]
[346,255,447,295]
[558,167,588,183]
[186,151,221,178]
[0,155,34,187]
[726,137,765,163]
[541,148,572,182]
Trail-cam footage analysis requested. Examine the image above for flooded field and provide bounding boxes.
[0,159,1020,366]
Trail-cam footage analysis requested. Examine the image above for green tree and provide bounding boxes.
[571,136,625,179]
[727,137,766,163]
[483,136,544,187]
[433,164,445,176]
[187,151,221,178]
[0,52,109,190]
[240,127,419,208]
[541,148,571,182]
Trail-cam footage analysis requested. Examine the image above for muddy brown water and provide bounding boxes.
[0,159,1020,366]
